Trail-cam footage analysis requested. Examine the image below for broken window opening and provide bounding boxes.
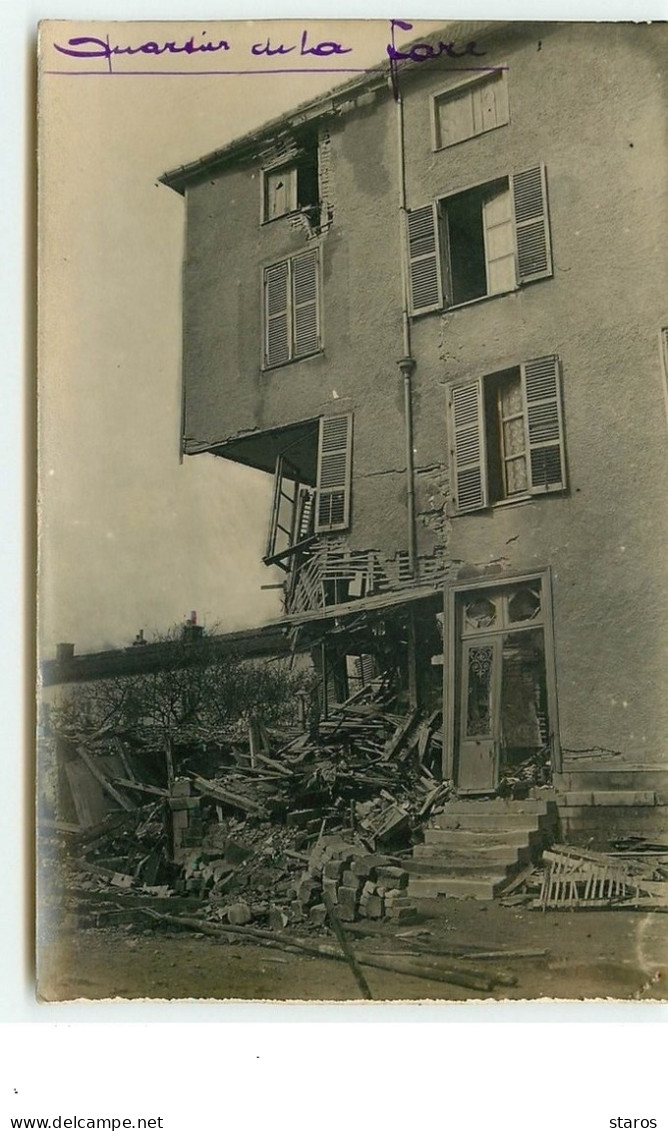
[263,414,353,570]
[262,131,321,224]
[500,629,549,770]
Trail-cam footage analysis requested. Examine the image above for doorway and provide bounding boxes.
[450,578,555,793]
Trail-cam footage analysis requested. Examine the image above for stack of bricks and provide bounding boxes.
[286,836,418,926]
[169,779,204,862]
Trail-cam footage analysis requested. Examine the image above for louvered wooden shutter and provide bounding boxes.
[511,165,553,283]
[264,261,290,367]
[315,413,353,533]
[450,381,487,512]
[292,250,320,359]
[521,356,566,493]
[406,203,443,315]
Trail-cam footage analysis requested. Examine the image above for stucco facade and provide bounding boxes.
[163,21,668,813]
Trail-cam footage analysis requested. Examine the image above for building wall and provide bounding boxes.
[399,23,668,762]
[181,21,668,763]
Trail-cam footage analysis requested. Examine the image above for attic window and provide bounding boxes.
[262,137,320,223]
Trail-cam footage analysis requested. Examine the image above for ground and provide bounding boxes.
[37,899,668,1003]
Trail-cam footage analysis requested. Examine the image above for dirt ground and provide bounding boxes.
[37,899,668,1003]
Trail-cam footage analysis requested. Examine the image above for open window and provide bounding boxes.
[264,413,353,567]
[262,131,320,223]
[449,356,567,513]
[406,165,552,315]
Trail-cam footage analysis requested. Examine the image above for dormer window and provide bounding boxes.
[261,132,320,223]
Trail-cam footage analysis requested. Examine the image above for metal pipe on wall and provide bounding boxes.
[395,87,418,579]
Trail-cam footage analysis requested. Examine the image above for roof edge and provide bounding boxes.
[159,19,519,194]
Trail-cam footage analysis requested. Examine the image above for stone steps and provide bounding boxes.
[412,843,531,868]
[423,827,541,848]
[444,799,549,815]
[408,799,554,903]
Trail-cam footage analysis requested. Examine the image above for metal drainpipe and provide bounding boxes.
[395,89,418,579]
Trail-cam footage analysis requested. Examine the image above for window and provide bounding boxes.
[449,356,566,513]
[262,136,320,222]
[264,413,353,566]
[263,249,321,369]
[406,165,552,315]
[315,413,353,532]
[433,71,509,150]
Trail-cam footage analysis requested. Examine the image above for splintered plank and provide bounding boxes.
[76,749,136,812]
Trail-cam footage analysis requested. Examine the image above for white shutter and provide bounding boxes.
[511,165,553,283]
[482,185,516,295]
[264,261,290,368]
[521,355,566,493]
[450,381,488,512]
[315,414,353,533]
[292,250,320,358]
[406,204,443,315]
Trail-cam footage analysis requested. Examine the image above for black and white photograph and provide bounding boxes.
[36,17,668,1002]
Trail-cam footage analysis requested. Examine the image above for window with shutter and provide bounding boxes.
[292,251,319,358]
[262,249,321,369]
[521,355,566,492]
[409,168,552,317]
[315,413,353,533]
[450,381,487,512]
[511,165,553,283]
[406,204,442,315]
[451,356,566,513]
[264,262,290,368]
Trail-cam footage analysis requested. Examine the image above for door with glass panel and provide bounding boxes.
[456,582,549,793]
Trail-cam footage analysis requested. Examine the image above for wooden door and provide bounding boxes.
[457,635,501,793]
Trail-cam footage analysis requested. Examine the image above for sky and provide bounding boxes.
[37,18,445,656]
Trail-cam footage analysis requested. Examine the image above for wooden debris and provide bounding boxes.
[136,909,513,993]
[537,845,668,910]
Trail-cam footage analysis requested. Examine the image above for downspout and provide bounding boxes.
[395,89,418,579]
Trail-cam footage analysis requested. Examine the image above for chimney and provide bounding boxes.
[56,642,75,662]
[182,611,204,643]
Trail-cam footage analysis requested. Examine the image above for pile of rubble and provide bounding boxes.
[42,692,451,935]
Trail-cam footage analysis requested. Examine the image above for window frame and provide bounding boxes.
[261,164,299,224]
[405,164,553,317]
[261,247,323,371]
[448,355,567,515]
[431,68,510,152]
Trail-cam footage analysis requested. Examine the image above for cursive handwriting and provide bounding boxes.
[251,31,352,57]
[50,21,489,81]
[386,19,486,99]
[54,33,232,72]
[53,29,352,73]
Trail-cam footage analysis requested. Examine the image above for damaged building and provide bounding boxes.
[155,21,668,898]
